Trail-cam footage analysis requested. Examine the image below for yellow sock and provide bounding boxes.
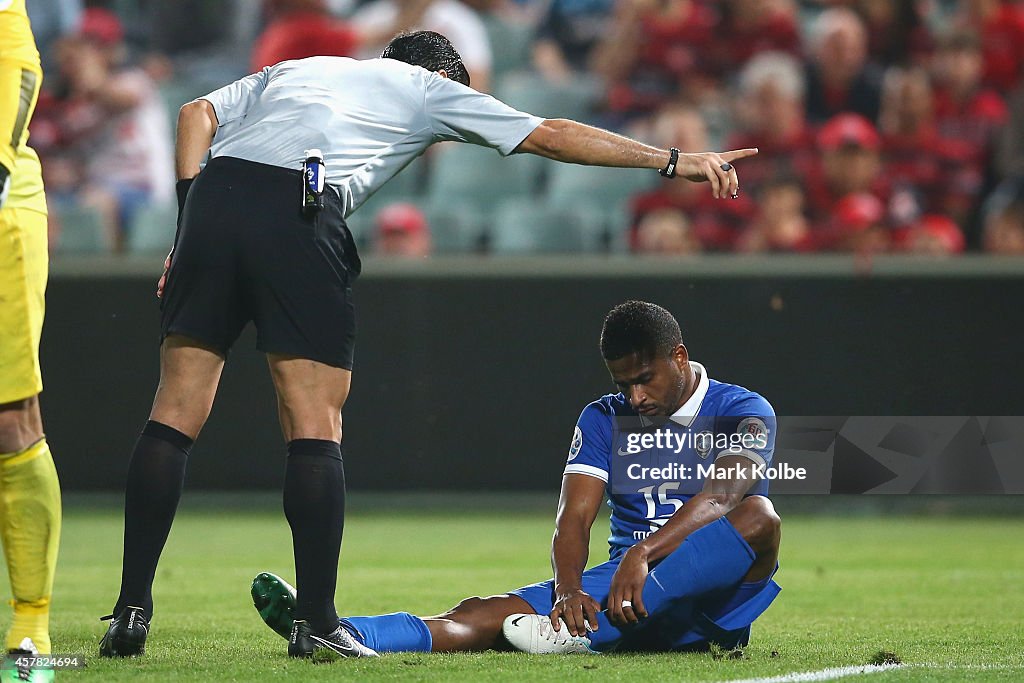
[0,438,61,654]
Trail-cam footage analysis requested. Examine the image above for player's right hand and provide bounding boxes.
[550,587,600,637]
[156,248,172,299]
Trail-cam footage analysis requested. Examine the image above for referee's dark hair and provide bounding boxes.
[600,301,683,362]
[382,31,471,87]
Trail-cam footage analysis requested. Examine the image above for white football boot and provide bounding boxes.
[501,613,598,654]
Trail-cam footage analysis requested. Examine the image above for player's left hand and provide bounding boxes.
[676,149,758,200]
[607,545,650,626]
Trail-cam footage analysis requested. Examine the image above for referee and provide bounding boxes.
[99,30,756,660]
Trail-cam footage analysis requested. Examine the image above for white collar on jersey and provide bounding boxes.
[668,361,709,428]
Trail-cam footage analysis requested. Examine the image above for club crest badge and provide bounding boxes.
[694,431,715,459]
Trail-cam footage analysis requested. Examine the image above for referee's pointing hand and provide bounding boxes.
[676,148,758,200]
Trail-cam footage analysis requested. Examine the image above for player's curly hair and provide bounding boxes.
[600,301,682,361]
[381,31,471,87]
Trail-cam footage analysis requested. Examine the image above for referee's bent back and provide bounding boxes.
[201,57,542,218]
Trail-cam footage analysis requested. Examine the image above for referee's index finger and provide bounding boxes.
[720,148,759,162]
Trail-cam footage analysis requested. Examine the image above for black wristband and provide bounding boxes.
[175,177,194,222]
[659,148,680,178]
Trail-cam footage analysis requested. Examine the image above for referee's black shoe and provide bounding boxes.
[288,620,378,659]
[98,606,149,657]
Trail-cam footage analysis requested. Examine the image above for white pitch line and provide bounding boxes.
[721,663,902,683]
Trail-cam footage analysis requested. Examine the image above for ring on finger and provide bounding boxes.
[720,162,733,172]
[621,600,633,608]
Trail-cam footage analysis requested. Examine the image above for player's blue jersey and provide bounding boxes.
[564,362,776,559]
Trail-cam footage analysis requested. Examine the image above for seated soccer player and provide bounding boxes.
[253,301,781,656]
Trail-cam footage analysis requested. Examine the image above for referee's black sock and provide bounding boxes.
[284,439,345,634]
[113,420,193,619]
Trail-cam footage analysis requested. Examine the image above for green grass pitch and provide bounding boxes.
[8,495,1023,682]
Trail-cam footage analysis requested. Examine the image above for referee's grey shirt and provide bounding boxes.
[200,57,544,217]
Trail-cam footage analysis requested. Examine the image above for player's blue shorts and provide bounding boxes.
[509,554,780,652]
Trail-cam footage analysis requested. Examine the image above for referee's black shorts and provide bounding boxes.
[161,156,362,369]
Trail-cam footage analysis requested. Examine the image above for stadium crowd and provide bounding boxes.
[27,0,1024,256]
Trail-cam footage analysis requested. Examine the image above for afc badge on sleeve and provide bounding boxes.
[736,417,770,450]
[567,426,583,462]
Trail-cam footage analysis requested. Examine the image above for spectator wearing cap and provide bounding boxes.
[803,7,884,125]
[374,203,432,257]
[252,0,362,70]
[806,113,895,238]
[252,0,435,72]
[894,215,966,256]
[34,7,173,251]
[954,0,1024,92]
[822,192,890,253]
[726,52,816,197]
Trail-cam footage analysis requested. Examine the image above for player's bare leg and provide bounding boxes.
[265,355,374,658]
[252,572,535,652]
[102,334,225,657]
[422,594,535,651]
[725,495,782,582]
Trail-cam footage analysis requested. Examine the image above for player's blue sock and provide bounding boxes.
[343,612,432,652]
[588,517,755,651]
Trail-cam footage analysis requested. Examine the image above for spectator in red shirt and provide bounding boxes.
[803,7,884,124]
[252,0,433,72]
[931,29,1008,227]
[628,104,753,250]
[634,209,702,254]
[806,113,894,238]
[702,0,801,76]
[591,0,717,123]
[933,30,1008,150]
[878,66,963,224]
[955,0,1024,92]
[252,0,361,71]
[34,8,174,251]
[736,176,814,253]
[894,215,966,256]
[856,0,933,67]
[822,192,890,253]
[727,51,816,196]
[374,202,432,257]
